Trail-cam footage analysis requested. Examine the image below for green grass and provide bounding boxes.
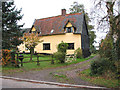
[79,69,119,88]
[50,72,70,83]
[2,54,96,75]
[16,54,52,62]
[54,74,67,78]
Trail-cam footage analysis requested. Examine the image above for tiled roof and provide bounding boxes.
[33,13,84,35]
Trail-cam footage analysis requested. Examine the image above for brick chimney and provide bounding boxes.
[62,9,66,16]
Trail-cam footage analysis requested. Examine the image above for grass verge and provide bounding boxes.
[50,72,71,83]
[78,69,119,88]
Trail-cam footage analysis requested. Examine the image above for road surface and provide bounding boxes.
[1,78,67,88]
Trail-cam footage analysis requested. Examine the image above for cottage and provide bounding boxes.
[18,9,90,57]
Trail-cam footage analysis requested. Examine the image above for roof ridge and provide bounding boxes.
[35,12,83,21]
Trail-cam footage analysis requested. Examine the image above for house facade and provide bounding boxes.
[18,9,90,57]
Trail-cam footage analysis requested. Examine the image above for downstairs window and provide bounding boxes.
[43,43,50,50]
[67,43,74,50]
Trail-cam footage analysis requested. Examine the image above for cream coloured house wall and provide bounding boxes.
[66,22,72,27]
[31,27,36,31]
[36,33,81,54]
[18,33,81,55]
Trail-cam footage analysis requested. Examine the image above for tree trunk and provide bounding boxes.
[30,47,34,61]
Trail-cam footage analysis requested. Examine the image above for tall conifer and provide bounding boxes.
[2,1,24,49]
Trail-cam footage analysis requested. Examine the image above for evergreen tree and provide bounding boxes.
[2,1,24,49]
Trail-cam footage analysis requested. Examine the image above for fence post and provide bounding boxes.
[21,59,23,67]
[17,53,18,63]
[16,52,20,68]
[37,54,40,66]
[51,54,54,64]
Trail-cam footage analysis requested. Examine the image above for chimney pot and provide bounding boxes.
[62,9,66,16]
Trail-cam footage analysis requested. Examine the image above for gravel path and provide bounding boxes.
[4,55,98,86]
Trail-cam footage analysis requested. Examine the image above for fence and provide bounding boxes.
[16,53,54,67]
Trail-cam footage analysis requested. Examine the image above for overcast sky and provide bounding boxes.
[14,0,108,46]
[14,0,94,28]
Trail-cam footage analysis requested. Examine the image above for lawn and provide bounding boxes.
[2,54,96,75]
[15,54,52,62]
[78,66,119,88]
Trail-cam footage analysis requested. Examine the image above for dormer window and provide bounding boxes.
[64,21,76,33]
[66,27,73,33]
[32,31,36,33]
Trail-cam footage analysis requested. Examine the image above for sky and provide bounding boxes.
[14,0,107,46]
[14,0,93,28]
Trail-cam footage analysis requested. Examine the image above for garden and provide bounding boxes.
[2,44,95,75]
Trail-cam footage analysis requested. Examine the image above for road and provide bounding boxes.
[1,78,67,88]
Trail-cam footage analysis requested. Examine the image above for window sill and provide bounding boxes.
[43,49,50,51]
[67,49,74,50]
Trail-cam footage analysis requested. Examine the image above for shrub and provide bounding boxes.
[1,49,11,66]
[90,58,117,77]
[23,51,25,54]
[1,49,17,67]
[90,58,109,75]
[74,48,83,58]
[53,52,65,63]
[94,35,119,78]
[99,37,113,60]
[57,41,68,53]
[90,45,96,54]
[114,60,120,79]
[54,41,68,63]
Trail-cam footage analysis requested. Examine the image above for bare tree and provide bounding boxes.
[91,0,120,60]
[91,0,119,31]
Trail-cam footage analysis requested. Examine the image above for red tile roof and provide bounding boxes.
[33,12,84,35]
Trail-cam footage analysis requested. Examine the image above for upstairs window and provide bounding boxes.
[66,27,73,33]
[43,43,50,50]
[32,31,36,33]
[67,43,74,50]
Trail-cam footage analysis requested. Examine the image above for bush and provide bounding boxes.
[99,37,113,60]
[90,58,117,77]
[1,49,11,66]
[53,52,65,63]
[1,49,17,67]
[23,51,25,54]
[95,35,119,78]
[57,41,68,53]
[53,41,68,63]
[74,48,83,58]
[90,45,96,54]
[114,60,120,79]
[90,58,109,75]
